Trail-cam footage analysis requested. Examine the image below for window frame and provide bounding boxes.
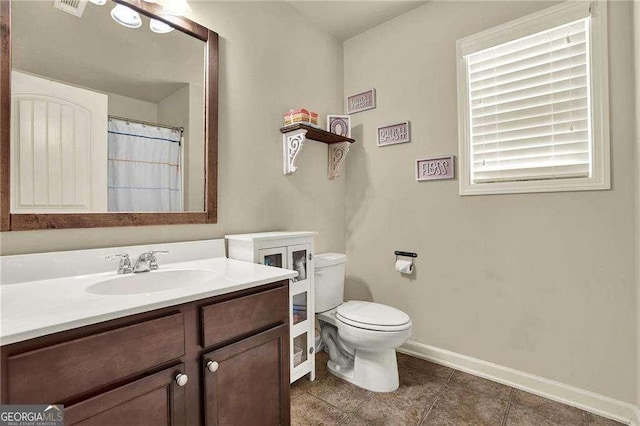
[456,1,610,196]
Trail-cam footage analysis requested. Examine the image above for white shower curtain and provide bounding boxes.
[108,119,183,212]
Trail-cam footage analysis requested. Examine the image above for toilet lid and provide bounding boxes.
[336,301,410,331]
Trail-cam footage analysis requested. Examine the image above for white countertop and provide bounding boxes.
[0,257,297,346]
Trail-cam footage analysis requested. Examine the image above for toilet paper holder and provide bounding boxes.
[394,251,417,259]
[394,251,417,273]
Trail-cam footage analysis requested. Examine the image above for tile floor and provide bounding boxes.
[291,351,624,426]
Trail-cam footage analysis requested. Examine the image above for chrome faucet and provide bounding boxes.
[133,250,169,273]
[105,253,133,274]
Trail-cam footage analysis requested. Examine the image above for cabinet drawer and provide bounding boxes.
[201,285,288,348]
[7,313,185,404]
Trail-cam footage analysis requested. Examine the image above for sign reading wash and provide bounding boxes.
[346,89,376,114]
[0,405,64,426]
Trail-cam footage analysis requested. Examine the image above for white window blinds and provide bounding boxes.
[466,18,591,184]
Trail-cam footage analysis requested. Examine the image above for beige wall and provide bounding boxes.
[157,83,206,212]
[344,0,637,403]
[107,92,158,123]
[634,0,640,409]
[0,1,346,256]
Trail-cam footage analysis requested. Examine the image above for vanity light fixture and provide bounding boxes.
[162,0,191,16]
[110,4,143,28]
[88,0,107,5]
[149,18,174,34]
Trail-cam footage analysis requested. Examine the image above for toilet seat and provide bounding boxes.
[336,301,411,332]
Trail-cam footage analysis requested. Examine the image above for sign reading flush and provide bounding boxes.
[347,89,376,114]
[416,156,455,181]
[377,122,410,147]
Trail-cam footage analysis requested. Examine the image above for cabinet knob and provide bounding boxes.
[207,360,219,373]
[175,373,188,387]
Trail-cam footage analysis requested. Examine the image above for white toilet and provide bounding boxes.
[314,253,412,392]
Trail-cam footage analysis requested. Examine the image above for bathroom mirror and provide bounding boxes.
[0,0,218,230]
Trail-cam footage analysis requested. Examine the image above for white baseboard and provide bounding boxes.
[399,340,638,425]
[633,406,640,426]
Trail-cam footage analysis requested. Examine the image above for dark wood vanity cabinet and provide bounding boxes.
[0,280,291,425]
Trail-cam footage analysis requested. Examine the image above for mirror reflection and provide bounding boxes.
[10,0,206,213]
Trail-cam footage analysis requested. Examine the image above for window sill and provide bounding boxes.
[459,177,611,196]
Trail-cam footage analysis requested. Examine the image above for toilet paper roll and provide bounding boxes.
[395,259,413,274]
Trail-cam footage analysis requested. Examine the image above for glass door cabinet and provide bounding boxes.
[226,232,317,383]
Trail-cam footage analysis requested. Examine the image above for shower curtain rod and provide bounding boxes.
[108,115,184,132]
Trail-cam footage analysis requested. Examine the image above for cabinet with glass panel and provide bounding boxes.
[225,232,317,383]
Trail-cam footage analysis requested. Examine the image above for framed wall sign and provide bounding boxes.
[416,155,455,181]
[327,115,351,137]
[346,89,376,114]
[377,121,410,147]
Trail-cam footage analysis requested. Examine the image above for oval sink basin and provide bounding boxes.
[86,269,217,295]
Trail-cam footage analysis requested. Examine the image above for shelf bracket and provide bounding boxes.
[281,124,355,178]
[282,128,307,175]
[328,142,350,179]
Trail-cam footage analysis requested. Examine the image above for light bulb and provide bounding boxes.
[110,4,142,28]
[150,19,174,34]
[162,0,191,16]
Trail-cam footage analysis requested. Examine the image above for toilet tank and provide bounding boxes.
[314,253,346,313]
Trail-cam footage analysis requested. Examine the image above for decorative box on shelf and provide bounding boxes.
[280,124,356,179]
[283,108,319,127]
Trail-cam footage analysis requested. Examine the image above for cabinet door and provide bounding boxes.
[258,246,287,269]
[287,243,314,382]
[64,364,187,426]
[203,325,290,426]
[287,244,310,285]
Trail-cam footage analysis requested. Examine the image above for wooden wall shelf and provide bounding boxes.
[280,124,355,179]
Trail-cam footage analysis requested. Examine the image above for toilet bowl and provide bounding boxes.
[314,253,412,392]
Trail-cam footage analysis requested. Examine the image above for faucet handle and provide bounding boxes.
[146,250,169,271]
[105,253,133,274]
[105,253,130,261]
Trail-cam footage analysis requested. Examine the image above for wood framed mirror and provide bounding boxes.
[0,0,218,231]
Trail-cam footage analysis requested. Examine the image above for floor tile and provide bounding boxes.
[353,369,446,425]
[354,396,433,426]
[422,384,508,426]
[505,402,586,426]
[585,413,625,425]
[291,377,315,401]
[316,350,330,379]
[291,392,348,426]
[397,353,454,380]
[337,414,374,426]
[509,390,587,424]
[291,352,616,426]
[308,373,373,412]
[448,370,512,401]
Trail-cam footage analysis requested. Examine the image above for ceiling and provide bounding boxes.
[11,0,205,104]
[286,1,427,41]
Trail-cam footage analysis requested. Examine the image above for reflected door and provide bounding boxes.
[11,71,108,213]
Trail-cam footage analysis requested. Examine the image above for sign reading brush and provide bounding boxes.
[377,121,410,147]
